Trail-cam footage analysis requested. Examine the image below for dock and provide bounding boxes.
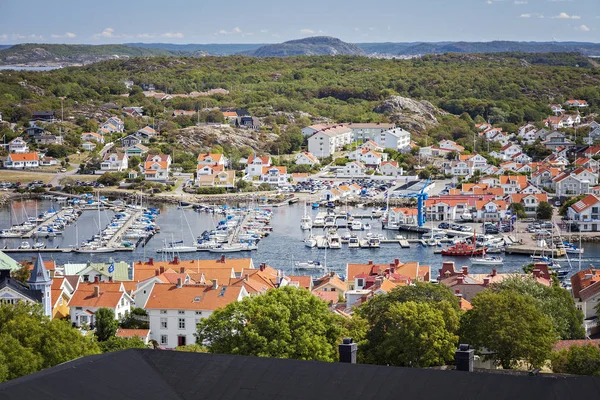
[105,209,144,248]
[1,247,135,253]
[21,208,79,239]
[399,240,410,248]
[504,245,567,257]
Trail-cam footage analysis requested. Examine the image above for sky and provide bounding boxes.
[0,0,598,44]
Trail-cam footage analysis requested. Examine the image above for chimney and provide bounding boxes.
[394,258,400,266]
[483,277,490,286]
[260,263,265,271]
[220,255,225,263]
[212,279,218,290]
[461,266,469,276]
[93,276,99,283]
[456,275,464,285]
[108,276,113,283]
[532,268,540,278]
[176,278,182,288]
[455,344,474,372]
[455,288,460,295]
[93,285,100,298]
[148,257,154,265]
[155,269,159,276]
[159,266,165,274]
[491,269,497,277]
[173,256,179,264]
[244,274,249,281]
[180,267,185,273]
[368,260,373,265]
[338,338,357,364]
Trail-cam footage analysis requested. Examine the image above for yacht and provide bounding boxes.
[351,220,363,231]
[156,241,198,253]
[348,234,360,248]
[209,243,256,253]
[470,255,503,266]
[327,230,342,249]
[300,214,313,230]
[295,261,324,271]
[304,236,317,248]
[18,241,31,250]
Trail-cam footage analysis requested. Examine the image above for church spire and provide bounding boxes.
[28,253,51,285]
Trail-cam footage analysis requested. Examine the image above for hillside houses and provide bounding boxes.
[375,128,411,151]
[4,152,39,169]
[101,152,128,172]
[294,151,320,166]
[144,154,171,182]
[567,194,600,232]
[245,155,272,177]
[348,148,387,168]
[346,122,396,142]
[307,125,353,158]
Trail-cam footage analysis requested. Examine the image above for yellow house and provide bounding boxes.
[51,277,75,320]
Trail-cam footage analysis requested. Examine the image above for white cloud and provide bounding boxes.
[136,33,154,39]
[0,34,8,41]
[12,34,43,40]
[217,27,242,35]
[162,32,183,38]
[553,12,580,19]
[520,13,545,18]
[549,0,573,2]
[519,13,531,18]
[300,29,314,34]
[577,24,591,31]
[514,0,528,4]
[51,32,76,39]
[259,29,269,33]
[93,27,115,38]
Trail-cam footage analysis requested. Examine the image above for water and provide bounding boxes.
[0,66,62,71]
[2,200,599,277]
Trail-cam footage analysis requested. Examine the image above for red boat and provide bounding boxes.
[441,241,487,256]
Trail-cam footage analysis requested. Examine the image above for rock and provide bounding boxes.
[373,96,446,132]
[176,125,278,151]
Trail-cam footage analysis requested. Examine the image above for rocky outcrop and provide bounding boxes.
[249,37,365,57]
[175,125,278,152]
[373,96,445,132]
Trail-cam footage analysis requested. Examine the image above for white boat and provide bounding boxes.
[18,241,31,250]
[209,243,254,253]
[0,230,22,238]
[304,237,317,248]
[362,223,372,231]
[75,244,115,253]
[350,220,363,231]
[348,235,360,248]
[196,241,219,251]
[470,255,503,266]
[327,231,342,249]
[300,203,313,230]
[316,235,328,249]
[295,261,324,271]
[156,245,198,253]
[33,242,46,249]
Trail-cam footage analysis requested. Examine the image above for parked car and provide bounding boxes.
[459,225,473,232]
[438,222,450,229]
[485,226,499,234]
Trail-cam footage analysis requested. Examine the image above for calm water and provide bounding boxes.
[3,200,599,278]
[0,66,61,71]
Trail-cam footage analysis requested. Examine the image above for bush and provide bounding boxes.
[196,187,226,195]
[97,172,126,186]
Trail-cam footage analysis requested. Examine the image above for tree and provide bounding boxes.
[196,287,344,362]
[536,201,553,220]
[97,172,125,186]
[356,283,460,366]
[98,336,147,353]
[460,290,557,369]
[128,156,141,170]
[119,308,149,329]
[95,308,119,342]
[491,276,584,339]
[10,263,30,284]
[0,302,99,382]
[509,203,527,219]
[551,344,600,375]
[559,194,585,216]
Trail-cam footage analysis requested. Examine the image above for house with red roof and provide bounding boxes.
[260,166,288,186]
[68,281,133,328]
[245,154,272,177]
[197,153,226,167]
[553,169,596,198]
[115,328,151,345]
[565,99,589,108]
[507,193,548,217]
[144,154,171,182]
[567,194,600,232]
[294,151,320,166]
[4,152,39,169]
[570,267,600,335]
[379,160,402,176]
[387,207,418,227]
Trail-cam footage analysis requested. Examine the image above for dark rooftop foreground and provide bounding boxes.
[1,349,600,400]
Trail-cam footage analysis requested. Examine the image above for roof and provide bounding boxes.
[509,193,548,204]
[571,194,600,213]
[8,152,39,162]
[247,155,271,165]
[4,349,600,400]
[115,328,150,339]
[261,166,287,175]
[144,283,243,310]
[554,339,600,352]
[197,153,224,163]
[67,287,125,309]
[288,275,312,290]
[134,258,254,277]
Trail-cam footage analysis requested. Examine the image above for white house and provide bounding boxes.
[4,152,39,169]
[387,207,418,227]
[81,141,96,151]
[8,137,28,153]
[379,161,402,176]
[294,151,320,166]
[197,153,226,167]
[376,128,411,151]
[100,116,124,133]
[101,152,128,172]
[260,166,288,186]
[348,149,386,167]
[565,99,589,108]
[346,122,395,142]
[136,126,158,143]
[554,171,595,198]
[571,268,600,336]
[81,132,105,144]
[508,193,548,217]
[567,194,600,232]
[68,282,132,328]
[474,200,508,221]
[307,125,353,158]
[337,161,367,178]
[438,140,465,152]
[245,155,272,177]
[144,281,248,348]
[144,154,171,182]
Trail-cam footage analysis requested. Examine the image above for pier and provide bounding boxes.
[504,245,567,258]
[21,208,79,239]
[105,209,145,249]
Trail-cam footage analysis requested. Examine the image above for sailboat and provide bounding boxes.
[158,203,198,253]
[470,248,503,266]
[300,202,313,230]
[75,193,114,253]
[304,230,317,248]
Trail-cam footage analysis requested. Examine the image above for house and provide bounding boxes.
[0,254,53,317]
[387,207,418,227]
[236,116,260,129]
[321,188,342,201]
[420,146,455,158]
[8,137,28,153]
[346,259,430,292]
[379,160,402,176]
[294,151,320,166]
[508,193,549,217]
[245,155,272,177]
[376,128,411,151]
[260,166,288,186]
[565,99,589,108]
[50,277,74,320]
[68,281,133,328]
[31,111,57,123]
[307,125,353,158]
[101,152,128,172]
[124,143,149,157]
[35,134,63,145]
[497,143,522,160]
[143,281,248,348]
[197,170,236,188]
[438,140,465,152]
[346,122,396,142]
[122,107,144,118]
[499,175,528,194]
[4,152,39,169]
[100,116,124,133]
[25,124,46,138]
[222,110,238,122]
[348,149,386,168]
[543,132,574,150]
[567,194,600,232]
[197,153,226,167]
[571,267,600,336]
[115,328,151,345]
[136,126,157,142]
[531,166,561,189]
[121,134,142,148]
[474,200,508,220]
[311,272,347,304]
[40,156,58,167]
[549,104,565,115]
[172,110,196,117]
[574,157,600,171]
[144,154,171,182]
[197,163,224,176]
[301,123,331,137]
[337,161,367,178]
[444,160,473,177]
[81,141,96,151]
[359,140,384,152]
[81,132,104,144]
[553,169,596,198]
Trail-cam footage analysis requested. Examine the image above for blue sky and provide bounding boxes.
[0,0,598,44]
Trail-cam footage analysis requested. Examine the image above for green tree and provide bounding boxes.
[551,344,600,375]
[490,276,584,339]
[10,263,30,284]
[559,194,585,216]
[97,172,125,186]
[95,308,119,342]
[196,287,344,362]
[98,336,147,353]
[0,302,99,382]
[375,301,459,367]
[128,155,141,170]
[536,201,553,220]
[119,308,149,329]
[509,203,527,219]
[460,290,557,369]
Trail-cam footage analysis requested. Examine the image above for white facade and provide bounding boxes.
[376,128,411,151]
[101,153,128,172]
[8,137,28,153]
[294,152,320,166]
[245,155,271,177]
[308,128,353,158]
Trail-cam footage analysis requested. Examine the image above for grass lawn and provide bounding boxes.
[0,170,56,184]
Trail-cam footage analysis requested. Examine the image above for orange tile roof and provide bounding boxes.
[571,194,600,213]
[312,274,347,292]
[115,328,150,339]
[288,275,312,290]
[571,267,600,298]
[509,193,548,204]
[261,166,287,175]
[68,289,125,308]
[247,155,271,165]
[390,207,418,216]
[144,283,243,310]
[134,258,254,275]
[222,111,237,117]
[145,161,168,170]
[553,339,600,352]
[197,153,224,163]
[9,152,39,162]
[312,290,339,304]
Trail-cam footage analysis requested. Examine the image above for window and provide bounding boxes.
[83,275,89,282]
[178,318,186,329]
[160,318,167,329]
[195,311,202,315]
[357,278,364,287]
[161,335,168,345]
[160,310,167,314]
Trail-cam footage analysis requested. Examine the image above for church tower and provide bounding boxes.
[27,253,52,317]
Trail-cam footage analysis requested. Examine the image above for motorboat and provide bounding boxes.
[362,223,372,231]
[209,243,255,253]
[156,241,198,253]
[300,215,313,230]
[348,234,360,248]
[304,236,317,248]
[32,242,46,249]
[316,235,329,249]
[18,241,31,250]
[351,220,363,231]
[0,229,22,238]
[295,261,324,271]
[470,255,503,266]
[324,215,336,227]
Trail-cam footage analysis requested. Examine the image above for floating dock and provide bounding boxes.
[504,245,567,257]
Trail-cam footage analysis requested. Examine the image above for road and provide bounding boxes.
[50,163,85,186]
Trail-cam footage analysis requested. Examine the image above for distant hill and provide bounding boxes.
[0,43,181,65]
[124,42,264,56]
[356,41,600,57]
[0,45,11,51]
[247,37,366,57]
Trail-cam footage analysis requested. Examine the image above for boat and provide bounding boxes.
[18,241,31,250]
[0,229,22,238]
[311,203,320,209]
[348,234,360,248]
[75,245,115,253]
[327,230,342,249]
[324,215,336,227]
[209,243,255,253]
[32,242,46,249]
[304,236,317,248]
[362,223,372,231]
[300,203,313,230]
[295,261,324,271]
[157,240,198,253]
[470,254,503,266]
[441,241,486,256]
